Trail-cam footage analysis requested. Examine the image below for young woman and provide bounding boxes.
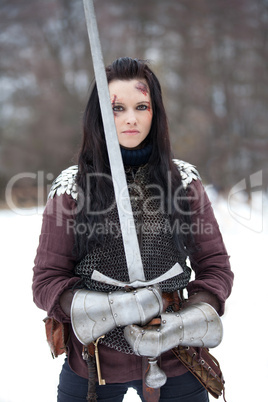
[33,57,233,402]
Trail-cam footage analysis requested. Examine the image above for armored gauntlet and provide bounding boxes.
[71,286,163,345]
[124,302,223,357]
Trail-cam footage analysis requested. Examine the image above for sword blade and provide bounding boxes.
[82,0,145,282]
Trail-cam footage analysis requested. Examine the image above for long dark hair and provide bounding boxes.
[74,57,193,260]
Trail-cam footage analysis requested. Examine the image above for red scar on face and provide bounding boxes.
[135,81,148,96]
[111,94,117,107]
[146,102,151,112]
[143,101,152,116]
[111,94,118,117]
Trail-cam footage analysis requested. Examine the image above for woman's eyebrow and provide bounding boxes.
[111,100,124,105]
[110,100,151,105]
[111,95,124,106]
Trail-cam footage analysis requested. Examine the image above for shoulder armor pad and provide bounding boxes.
[173,159,201,189]
[48,165,78,200]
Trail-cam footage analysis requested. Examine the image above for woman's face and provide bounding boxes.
[108,79,153,149]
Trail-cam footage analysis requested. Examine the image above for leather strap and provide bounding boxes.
[162,289,183,312]
[82,345,98,402]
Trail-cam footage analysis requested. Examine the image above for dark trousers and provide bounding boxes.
[58,359,209,402]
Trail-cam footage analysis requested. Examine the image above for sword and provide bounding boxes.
[82,0,183,287]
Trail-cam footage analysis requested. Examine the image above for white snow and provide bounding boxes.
[0,189,267,401]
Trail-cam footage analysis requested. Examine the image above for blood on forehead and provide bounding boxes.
[111,94,117,107]
[135,81,149,96]
[111,94,119,117]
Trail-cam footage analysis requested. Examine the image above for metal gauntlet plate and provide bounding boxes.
[71,286,163,345]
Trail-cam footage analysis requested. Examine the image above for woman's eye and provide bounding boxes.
[137,104,148,110]
[112,105,124,112]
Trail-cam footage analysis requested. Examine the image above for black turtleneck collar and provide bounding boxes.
[120,142,153,167]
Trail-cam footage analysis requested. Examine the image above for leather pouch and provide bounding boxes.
[172,346,226,401]
[43,317,69,358]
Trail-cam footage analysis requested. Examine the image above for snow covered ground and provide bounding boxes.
[0,186,267,401]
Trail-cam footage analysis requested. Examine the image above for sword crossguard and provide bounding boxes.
[91,262,184,288]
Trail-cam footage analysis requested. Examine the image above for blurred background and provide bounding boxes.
[1,0,268,208]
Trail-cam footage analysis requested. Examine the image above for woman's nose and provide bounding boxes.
[126,110,137,125]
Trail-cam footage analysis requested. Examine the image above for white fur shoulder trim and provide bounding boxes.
[173,159,201,189]
[48,165,78,200]
[47,161,199,200]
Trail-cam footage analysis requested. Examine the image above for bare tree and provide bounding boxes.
[1,0,267,205]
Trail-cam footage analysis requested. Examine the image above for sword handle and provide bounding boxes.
[93,335,106,385]
[143,318,167,388]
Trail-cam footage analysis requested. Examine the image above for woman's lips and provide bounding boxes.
[122,130,140,135]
